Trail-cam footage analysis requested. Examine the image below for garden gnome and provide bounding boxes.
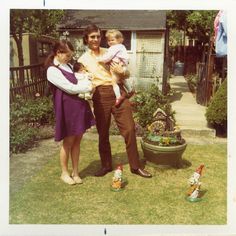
[187,164,204,200]
[111,164,123,190]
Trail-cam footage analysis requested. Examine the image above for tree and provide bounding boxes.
[186,11,218,44]
[167,10,218,45]
[167,10,218,67]
[167,11,192,63]
[10,10,64,66]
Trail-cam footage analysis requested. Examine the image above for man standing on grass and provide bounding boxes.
[78,24,152,178]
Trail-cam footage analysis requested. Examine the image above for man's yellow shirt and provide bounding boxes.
[78,47,113,87]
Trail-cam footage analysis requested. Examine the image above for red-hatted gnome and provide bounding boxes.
[187,164,204,199]
[111,165,123,190]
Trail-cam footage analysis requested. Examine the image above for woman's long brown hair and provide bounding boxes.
[44,40,74,69]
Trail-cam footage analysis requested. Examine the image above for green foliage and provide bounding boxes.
[167,10,218,45]
[131,84,174,128]
[144,133,184,146]
[169,29,183,46]
[167,10,192,30]
[10,96,54,153]
[10,125,38,154]
[186,11,217,43]
[10,10,64,38]
[11,95,54,126]
[205,79,227,127]
[185,73,198,93]
[10,9,64,65]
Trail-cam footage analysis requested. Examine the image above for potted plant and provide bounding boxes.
[132,84,187,168]
[140,108,187,168]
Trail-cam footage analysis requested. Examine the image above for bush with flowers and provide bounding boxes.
[10,94,54,153]
[131,84,174,128]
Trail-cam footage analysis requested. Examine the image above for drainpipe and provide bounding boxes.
[162,27,169,95]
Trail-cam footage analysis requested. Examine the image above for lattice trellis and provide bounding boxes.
[136,33,162,52]
[136,32,164,79]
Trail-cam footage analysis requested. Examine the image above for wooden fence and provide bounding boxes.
[196,39,215,106]
[172,41,226,106]
[10,63,48,102]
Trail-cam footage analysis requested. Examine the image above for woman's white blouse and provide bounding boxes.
[47,59,81,94]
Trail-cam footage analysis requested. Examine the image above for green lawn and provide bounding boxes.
[10,136,227,224]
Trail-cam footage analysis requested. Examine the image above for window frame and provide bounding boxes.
[37,42,52,57]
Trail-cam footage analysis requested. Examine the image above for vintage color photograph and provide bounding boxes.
[9,9,227,226]
[2,0,236,234]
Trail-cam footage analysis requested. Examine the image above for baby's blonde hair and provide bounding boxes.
[105,29,124,43]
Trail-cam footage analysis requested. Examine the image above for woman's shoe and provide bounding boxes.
[60,173,76,185]
[71,173,83,184]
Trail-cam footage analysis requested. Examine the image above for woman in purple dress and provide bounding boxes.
[45,40,95,185]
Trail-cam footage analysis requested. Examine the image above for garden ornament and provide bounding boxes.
[153,108,175,131]
[186,164,205,202]
[141,108,187,167]
[111,164,125,191]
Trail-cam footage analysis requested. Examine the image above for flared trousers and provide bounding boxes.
[92,85,140,170]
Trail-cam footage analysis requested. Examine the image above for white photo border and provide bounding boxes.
[1,0,236,235]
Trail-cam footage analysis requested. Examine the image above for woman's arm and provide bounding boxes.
[47,66,92,94]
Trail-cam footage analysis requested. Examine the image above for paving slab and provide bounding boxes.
[169,76,216,138]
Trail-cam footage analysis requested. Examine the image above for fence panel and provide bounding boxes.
[196,56,215,105]
[10,63,48,102]
[196,62,207,105]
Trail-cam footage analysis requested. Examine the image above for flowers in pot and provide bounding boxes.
[141,108,187,168]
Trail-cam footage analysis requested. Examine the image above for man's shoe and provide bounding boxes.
[130,168,152,178]
[94,167,112,177]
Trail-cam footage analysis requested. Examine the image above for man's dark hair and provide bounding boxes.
[83,24,102,45]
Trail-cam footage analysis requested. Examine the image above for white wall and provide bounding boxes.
[10,33,30,67]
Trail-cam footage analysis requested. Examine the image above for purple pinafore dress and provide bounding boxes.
[50,66,95,141]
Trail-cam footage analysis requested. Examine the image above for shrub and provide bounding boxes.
[205,79,227,132]
[131,84,175,128]
[10,95,54,153]
[10,125,38,154]
[10,95,54,126]
[185,73,198,93]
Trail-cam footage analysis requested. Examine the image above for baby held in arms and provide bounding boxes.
[73,62,93,100]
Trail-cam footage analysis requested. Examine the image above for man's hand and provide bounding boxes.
[110,62,130,80]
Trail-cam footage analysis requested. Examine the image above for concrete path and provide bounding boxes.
[169,76,216,138]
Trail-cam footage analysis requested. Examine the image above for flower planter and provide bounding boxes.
[141,138,187,168]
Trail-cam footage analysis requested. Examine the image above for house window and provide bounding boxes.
[100,31,131,51]
[188,39,194,46]
[37,42,51,57]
